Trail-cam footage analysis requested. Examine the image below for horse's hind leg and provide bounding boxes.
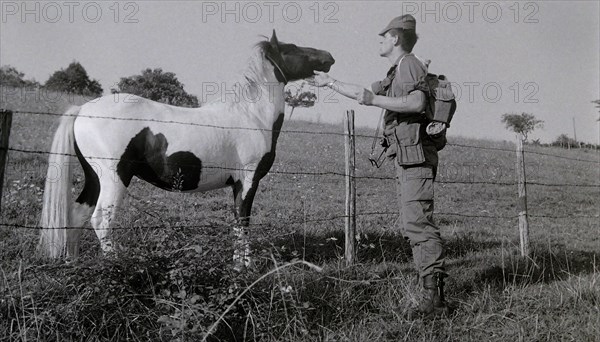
[90,180,128,255]
[67,142,100,258]
[66,203,94,258]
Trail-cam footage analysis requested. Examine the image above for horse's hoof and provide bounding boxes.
[101,245,119,259]
[232,254,253,272]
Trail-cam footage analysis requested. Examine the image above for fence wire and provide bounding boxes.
[0,108,598,234]
[1,210,597,232]
[5,146,600,188]
[8,109,600,164]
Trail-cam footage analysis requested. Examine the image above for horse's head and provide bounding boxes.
[264,30,335,83]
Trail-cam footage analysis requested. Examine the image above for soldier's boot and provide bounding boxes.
[408,273,450,319]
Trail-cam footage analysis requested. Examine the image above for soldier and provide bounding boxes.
[308,14,450,318]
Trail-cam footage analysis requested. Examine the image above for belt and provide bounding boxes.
[384,113,427,132]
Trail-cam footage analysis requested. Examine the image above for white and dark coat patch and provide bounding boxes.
[74,140,100,207]
[116,127,203,191]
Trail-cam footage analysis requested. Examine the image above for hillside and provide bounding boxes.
[0,95,599,341]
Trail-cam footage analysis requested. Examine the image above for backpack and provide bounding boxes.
[369,59,457,167]
[419,72,457,151]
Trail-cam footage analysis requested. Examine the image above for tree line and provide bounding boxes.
[0,62,199,108]
[502,112,599,150]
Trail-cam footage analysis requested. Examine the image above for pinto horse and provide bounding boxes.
[37,31,335,268]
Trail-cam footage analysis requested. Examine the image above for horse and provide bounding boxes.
[37,30,335,269]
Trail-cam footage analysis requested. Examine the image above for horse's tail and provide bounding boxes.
[37,106,79,258]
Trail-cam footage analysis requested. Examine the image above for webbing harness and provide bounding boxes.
[368,55,407,168]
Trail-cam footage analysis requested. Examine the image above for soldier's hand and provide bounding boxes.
[357,88,375,106]
[307,71,331,87]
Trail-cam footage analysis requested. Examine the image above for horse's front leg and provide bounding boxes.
[232,178,259,271]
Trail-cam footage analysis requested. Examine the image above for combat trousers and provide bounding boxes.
[395,162,446,278]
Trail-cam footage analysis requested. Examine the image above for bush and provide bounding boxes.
[111,68,200,108]
[0,65,39,88]
[44,62,103,97]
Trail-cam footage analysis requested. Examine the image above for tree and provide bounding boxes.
[111,68,199,108]
[501,112,544,141]
[552,134,578,149]
[593,99,600,120]
[44,61,103,97]
[284,82,317,119]
[0,65,39,88]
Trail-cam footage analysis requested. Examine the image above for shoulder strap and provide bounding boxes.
[388,55,407,97]
[413,55,430,70]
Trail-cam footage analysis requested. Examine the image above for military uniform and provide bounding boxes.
[312,13,451,318]
[372,53,446,280]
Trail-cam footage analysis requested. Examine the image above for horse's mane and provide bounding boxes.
[242,41,273,87]
[210,40,278,111]
[201,39,282,113]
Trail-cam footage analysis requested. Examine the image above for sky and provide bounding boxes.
[1,0,599,144]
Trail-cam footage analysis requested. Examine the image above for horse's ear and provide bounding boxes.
[270,30,280,50]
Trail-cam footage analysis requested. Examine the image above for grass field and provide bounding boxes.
[1,89,599,341]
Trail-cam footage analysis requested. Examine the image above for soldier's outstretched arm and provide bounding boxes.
[307,72,363,100]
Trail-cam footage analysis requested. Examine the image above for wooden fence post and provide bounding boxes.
[344,110,356,266]
[0,110,13,214]
[516,133,530,257]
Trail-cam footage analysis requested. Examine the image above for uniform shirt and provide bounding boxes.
[371,53,428,127]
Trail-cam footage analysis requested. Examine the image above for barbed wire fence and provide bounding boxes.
[0,108,598,259]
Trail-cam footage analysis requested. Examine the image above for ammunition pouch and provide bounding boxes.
[384,118,426,166]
